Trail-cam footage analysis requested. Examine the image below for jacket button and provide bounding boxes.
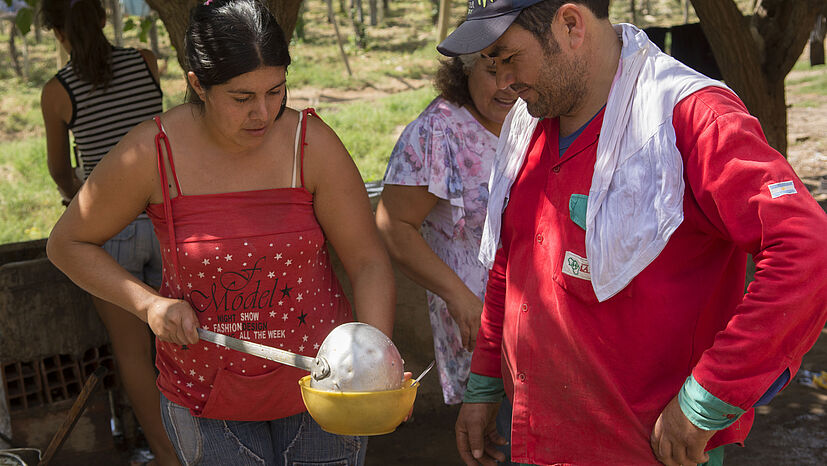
[552,165,561,173]
[521,303,528,312]
[518,373,526,382]
[536,233,543,244]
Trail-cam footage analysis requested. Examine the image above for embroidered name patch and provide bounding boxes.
[563,251,591,281]
[768,181,796,198]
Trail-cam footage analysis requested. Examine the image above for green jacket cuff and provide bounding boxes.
[463,372,505,403]
[678,375,745,431]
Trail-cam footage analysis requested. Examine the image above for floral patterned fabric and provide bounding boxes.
[383,97,498,404]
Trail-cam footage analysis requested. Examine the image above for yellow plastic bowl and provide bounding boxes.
[298,375,418,436]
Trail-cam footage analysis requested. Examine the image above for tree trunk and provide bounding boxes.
[144,0,303,72]
[20,22,28,80]
[350,0,366,49]
[266,0,303,45]
[148,16,161,58]
[355,0,364,24]
[811,14,826,66]
[369,0,377,26]
[630,0,637,24]
[326,0,352,76]
[436,0,452,43]
[109,0,123,47]
[9,22,23,78]
[429,0,439,25]
[690,0,825,156]
[33,3,42,43]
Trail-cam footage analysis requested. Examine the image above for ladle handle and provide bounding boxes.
[197,328,329,379]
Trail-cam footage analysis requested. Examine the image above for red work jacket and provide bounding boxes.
[472,87,827,465]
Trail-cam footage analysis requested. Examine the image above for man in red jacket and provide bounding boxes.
[438,1,827,465]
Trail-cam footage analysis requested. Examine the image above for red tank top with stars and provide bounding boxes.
[145,109,352,421]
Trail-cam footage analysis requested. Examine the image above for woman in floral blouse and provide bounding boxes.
[375,53,516,461]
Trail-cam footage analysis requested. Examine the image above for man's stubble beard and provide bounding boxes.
[524,40,588,120]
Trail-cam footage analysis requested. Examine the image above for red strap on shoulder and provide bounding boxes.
[153,116,182,297]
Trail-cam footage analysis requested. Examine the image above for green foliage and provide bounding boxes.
[123,16,157,43]
[3,0,36,35]
[14,6,33,35]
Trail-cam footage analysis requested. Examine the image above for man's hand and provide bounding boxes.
[455,402,507,465]
[650,395,716,466]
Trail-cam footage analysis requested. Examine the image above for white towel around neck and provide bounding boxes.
[479,23,729,301]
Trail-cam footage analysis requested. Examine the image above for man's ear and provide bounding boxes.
[555,4,586,50]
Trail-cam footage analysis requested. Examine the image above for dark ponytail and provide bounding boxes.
[40,0,112,89]
[185,0,291,105]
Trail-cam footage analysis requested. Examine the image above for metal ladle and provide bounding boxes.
[198,328,332,381]
[197,322,404,391]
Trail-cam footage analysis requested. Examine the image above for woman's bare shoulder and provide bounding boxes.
[300,109,362,192]
[304,109,342,149]
[112,105,193,165]
[41,75,63,96]
[40,77,70,115]
[109,118,162,166]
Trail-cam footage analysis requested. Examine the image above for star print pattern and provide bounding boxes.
[148,190,353,418]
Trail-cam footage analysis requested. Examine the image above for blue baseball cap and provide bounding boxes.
[437,0,546,57]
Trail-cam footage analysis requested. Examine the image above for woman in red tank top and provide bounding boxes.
[47,1,395,464]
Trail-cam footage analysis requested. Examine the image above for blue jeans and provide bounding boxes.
[160,394,368,465]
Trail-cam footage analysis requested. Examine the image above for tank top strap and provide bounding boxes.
[153,116,183,297]
[153,116,183,196]
[291,111,302,188]
[297,108,319,189]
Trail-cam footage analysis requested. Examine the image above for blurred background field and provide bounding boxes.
[0,0,824,245]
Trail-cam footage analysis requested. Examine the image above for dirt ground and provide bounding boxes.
[358,66,827,465]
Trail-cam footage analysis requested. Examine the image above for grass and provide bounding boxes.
[0,0,445,244]
[0,0,818,244]
[0,137,63,244]
[287,0,444,90]
[786,67,827,94]
[0,78,44,141]
[320,86,436,181]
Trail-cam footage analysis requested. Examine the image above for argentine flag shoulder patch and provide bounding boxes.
[768,180,796,199]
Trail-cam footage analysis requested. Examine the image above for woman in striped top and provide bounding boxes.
[39,1,177,465]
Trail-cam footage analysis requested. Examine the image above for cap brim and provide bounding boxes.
[437,11,520,57]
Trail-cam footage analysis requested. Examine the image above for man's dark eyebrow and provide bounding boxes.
[228,79,287,95]
[481,44,513,60]
[481,48,502,59]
